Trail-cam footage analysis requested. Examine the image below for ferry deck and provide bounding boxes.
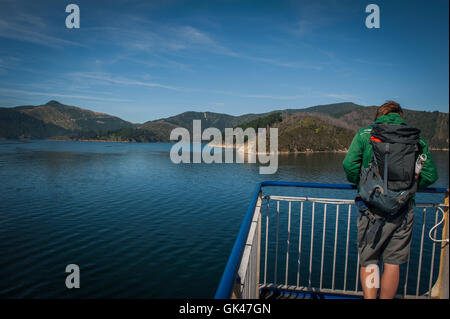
[215,181,449,299]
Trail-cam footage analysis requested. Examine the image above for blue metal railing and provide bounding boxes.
[215,181,448,299]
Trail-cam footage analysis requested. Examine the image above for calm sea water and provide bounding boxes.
[0,140,448,298]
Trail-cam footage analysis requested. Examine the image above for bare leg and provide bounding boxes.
[379,263,399,299]
[360,265,379,299]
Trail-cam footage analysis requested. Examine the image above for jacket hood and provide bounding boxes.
[374,113,407,125]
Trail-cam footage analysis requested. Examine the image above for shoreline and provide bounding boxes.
[209,141,348,154]
[207,141,450,153]
[1,137,448,153]
[48,137,135,143]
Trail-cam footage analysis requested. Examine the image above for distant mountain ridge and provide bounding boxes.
[0,100,448,150]
[0,107,70,139]
[140,102,363,132]
[1,100,134,140]
[17,100,134,131]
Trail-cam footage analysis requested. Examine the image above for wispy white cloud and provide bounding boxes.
[292,1,344,37]
[69,72,308,100]
[121,56,191,71]
[89,19,323,71]
[354,58,396,68]
[0,17,83,48]
[239,54,325,70]
[326,93,359,101]
[0,56,21,73]
[0,9,83,48]
[0,87,130,102]
[68,72,198,92]
[212,90,305,100]
[216,90,357,102]
[170,26,325,70]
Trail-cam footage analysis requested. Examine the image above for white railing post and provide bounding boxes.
[264,198,269,286]
[332,204,339,290]
[285,201,291,287]
[274,201,280,285]
[343,204,352,291]
[297,201,304,288]
[236,194,262,298]
[417,207,427,296]
[308,201,315,289]
[320,204,327,289]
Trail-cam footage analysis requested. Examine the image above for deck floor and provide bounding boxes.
[259,287,363,299]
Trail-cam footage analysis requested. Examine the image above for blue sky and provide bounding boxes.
[0,0,448,123]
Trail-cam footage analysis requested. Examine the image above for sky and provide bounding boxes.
[0,0,448,123]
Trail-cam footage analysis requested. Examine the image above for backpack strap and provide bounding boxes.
[358,209,386,249]
[367,218,385,249]
[369,140,383,182]
[383,143,389,192]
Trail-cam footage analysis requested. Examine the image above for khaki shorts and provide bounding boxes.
[357,203,414,267]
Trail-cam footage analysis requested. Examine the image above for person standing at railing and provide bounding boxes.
[342,101,438,299]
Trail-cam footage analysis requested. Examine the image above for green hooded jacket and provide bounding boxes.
[342,113,438,189]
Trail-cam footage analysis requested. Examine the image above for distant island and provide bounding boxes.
[0,100,448,152]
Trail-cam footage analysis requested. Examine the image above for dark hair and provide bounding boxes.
[375,101,403,120]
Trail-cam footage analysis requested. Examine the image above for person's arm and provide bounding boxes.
[343,133,364,185]
[417,137,438,189]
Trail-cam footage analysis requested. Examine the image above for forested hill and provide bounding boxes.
[336,106,449,149]
[0,100,133,139]
[0,100,448,150]
[231,106,449,151]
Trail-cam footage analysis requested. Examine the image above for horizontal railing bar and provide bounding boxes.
[260,181,448,194]
[268,195,446,208]
[268,195,354,204]
[415,203,448,208]
[262,181,358,190]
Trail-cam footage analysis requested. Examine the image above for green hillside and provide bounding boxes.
[338,106,449,149]
[14,100,134,132]
[233,112,355,152]
[0,107,70,139]
[282,102,363,118]
[68,127,163,143]
[232,107,449,152]
[141,111,265,134]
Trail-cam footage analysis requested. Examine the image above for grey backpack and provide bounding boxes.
[359,123,421,217]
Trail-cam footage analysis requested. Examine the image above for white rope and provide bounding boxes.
[428,206,449,243]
